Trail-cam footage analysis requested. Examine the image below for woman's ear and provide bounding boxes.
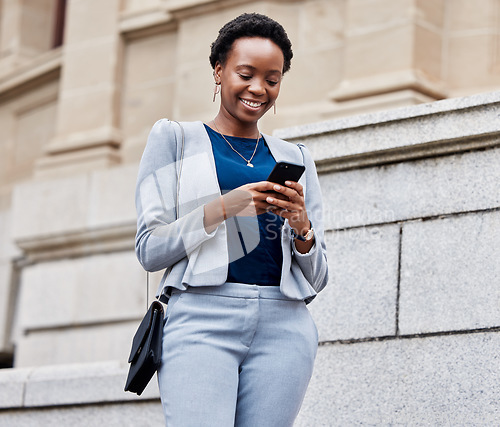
[214,62,222,84]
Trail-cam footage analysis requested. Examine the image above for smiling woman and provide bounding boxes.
[135,12,328,426]
[213,37,284,129]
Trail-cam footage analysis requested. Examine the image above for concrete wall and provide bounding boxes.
[1,91,499,425]
[280,92,500,425]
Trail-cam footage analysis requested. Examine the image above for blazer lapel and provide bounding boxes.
[263,133,304,166]
[176,121,221,215]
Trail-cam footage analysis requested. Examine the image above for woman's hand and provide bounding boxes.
[265,181,314,253]
[203,181,282,233]
[223,181,285,217]
[265,181,309,233]
[204,180,313,253]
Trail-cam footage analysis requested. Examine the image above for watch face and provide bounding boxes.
[304,229,314,241]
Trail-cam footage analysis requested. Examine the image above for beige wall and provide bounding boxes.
[2,0,500,180]
[0,0,499,368]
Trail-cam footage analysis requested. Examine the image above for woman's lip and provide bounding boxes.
[240,98,266,109]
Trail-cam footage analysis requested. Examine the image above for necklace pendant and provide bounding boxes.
[247,162,254,168]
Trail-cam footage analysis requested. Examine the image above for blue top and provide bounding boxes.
[204,124,284,286]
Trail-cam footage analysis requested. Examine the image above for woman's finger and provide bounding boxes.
[270,186,305,208]
[270,185,297,201]
[266,195,301,213]
[284,180,304,197]
[252,181,278,192]
[271,183,304,202]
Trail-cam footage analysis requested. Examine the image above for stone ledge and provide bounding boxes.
[165,0,254,19]
[276,91,500,139]
[275,91,500,172]
[0,401,164,426]
[0,367,32,409]
[319,148,500,229]
[11,163,138,261]
[45,126,123,155]
[0,361,159,410]
[14,223,136,263]
[330,69,448,102]
[165,0,303,20]
[0,48,62,101]
[119,7,176,40]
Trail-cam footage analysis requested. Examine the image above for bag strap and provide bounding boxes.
[146,120,185,309]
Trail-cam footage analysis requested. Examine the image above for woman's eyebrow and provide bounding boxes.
[236,64,282,74]
[236,64,256,71]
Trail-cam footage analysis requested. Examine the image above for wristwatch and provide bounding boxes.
[291,223,314,242]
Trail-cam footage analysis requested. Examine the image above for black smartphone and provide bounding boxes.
[267,161,305,186]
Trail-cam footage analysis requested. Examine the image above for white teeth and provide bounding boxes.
[241,99,262,108]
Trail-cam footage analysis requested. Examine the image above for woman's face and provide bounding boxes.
[214,37,284,127]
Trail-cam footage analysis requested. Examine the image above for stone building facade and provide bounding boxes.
[0,0,499,425]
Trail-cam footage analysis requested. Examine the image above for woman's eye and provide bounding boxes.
[238,74,252,80]
[267,80,279,86]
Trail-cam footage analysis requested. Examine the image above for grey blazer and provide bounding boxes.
[135,119,328,302]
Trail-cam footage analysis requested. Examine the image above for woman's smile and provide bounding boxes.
[240,98,266,110]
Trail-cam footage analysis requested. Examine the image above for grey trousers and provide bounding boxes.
[157,282,318,427]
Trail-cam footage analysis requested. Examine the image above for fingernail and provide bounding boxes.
[274,185,280,191]
[285,181,291,186]
[266,197,274,203]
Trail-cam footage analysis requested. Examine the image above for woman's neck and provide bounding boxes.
[212,113,259,139]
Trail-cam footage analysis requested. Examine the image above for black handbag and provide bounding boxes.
[124,300,164,395]
[124,120,185,395]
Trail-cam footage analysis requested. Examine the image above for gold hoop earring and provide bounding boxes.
[213,84,220,102]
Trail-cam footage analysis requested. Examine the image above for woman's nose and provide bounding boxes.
[248,80,265,96]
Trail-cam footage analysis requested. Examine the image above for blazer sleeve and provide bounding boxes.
[135,119,217,272]
[291,143,329,293]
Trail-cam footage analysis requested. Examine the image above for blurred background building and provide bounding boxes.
[0,0,499,425]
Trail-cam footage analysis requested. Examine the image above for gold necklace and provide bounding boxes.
[212,120,260,168]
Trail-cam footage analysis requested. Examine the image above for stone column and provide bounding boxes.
[35,0,124,178]
[446,0,500,95]
[0,0,58,76]
[330,0,448,113]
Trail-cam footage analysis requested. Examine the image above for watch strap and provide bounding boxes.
[291,222,314,242]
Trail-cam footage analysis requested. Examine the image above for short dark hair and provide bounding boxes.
[209,13,293,74]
